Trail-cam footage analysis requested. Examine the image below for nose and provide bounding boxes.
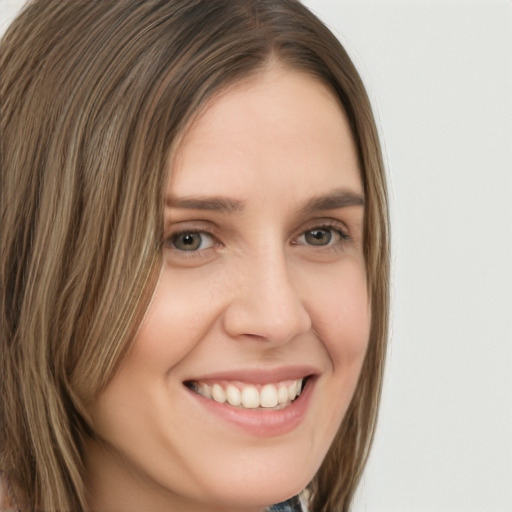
[222,250,312,345]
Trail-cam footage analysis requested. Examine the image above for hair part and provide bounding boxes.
[1,1,389,510]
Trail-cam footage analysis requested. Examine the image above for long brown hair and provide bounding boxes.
[0,1,389,510]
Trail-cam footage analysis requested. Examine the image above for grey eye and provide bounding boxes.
[171,232,212,251]
[304,228,333,246]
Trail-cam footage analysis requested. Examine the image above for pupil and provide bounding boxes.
[306,229,331,246]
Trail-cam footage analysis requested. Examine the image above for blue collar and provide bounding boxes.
[268,495,303,512]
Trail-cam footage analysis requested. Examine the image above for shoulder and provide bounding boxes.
[0,472,19,512]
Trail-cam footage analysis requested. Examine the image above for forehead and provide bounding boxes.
[168,64,362,202]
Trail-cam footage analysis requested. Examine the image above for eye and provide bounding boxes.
[304,228,333,246]
[168,231,216,252]
[294,225,349,247]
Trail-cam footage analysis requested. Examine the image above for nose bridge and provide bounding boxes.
[223,244,312,343]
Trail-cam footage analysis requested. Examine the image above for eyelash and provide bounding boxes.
[165,222,351,257]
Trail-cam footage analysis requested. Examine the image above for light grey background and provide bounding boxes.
[1,1,511,511]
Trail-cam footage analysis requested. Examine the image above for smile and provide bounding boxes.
[183,372,316,437]
[185,378,305,410]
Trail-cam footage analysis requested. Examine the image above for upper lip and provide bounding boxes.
[183,365,319,385]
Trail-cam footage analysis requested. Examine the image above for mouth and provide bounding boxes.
[183,370,316,436]
[184,377,310,411]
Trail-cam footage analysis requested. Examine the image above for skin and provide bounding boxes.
[85,62,370,512]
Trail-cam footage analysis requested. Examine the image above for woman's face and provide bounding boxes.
[85,64,370,512]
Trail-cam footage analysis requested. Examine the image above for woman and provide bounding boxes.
[0,1,389,511]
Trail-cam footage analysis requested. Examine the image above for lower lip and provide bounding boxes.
[185,378,315,437]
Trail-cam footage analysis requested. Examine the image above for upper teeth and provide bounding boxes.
[190,379,304,409]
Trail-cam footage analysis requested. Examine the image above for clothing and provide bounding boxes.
[267,494,305,511]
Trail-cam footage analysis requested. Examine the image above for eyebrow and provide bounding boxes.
[165,195,244,213]
[165,188,364,214]
[298,188,365,214]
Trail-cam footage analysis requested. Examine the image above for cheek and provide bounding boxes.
[304,259,370,367]
[130,266,226,367]
[293,259,369,464]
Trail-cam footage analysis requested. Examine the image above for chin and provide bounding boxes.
[187,444,320,510]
